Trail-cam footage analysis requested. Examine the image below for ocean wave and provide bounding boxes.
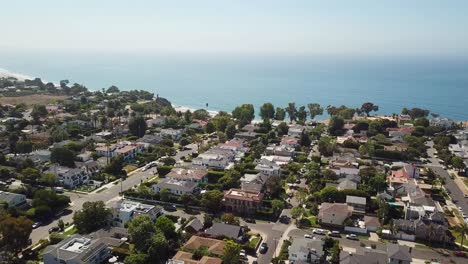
[0,67,33,81]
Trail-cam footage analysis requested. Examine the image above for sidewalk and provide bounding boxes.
[449,169,468,194]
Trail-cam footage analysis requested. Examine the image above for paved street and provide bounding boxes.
[30,166,157,244]
[288,228,467,264]
[426,141,468,213]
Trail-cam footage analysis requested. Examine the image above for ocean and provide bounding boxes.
[1,51,467,120]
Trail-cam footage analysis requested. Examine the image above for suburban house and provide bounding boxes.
[317,203,353,226]
[390,164,420,179]
[205,223,243,240]
[346,195,367,214]
[160,128,184,141]
[326,178,357,190]
[146,116,167,127]
[219,138,250,160]
[431,117,454,129]
[288,124,305,138]
[95,141,145,161]
[387,244,412,264]
[255,159,281,176]
[288,237,324,263]
[280,136,300,148]
[260,155,292,166]
[340,248,388,264]
[240,173,267,193]
[0,191,27,207]
[192,147,235,169]
[43,228,128,264]
[222,188,264,214]
[137,134,163,145]
[168,236,226,264]
[265,144,295,157]
[166,168,208,183]
[393,218,449,243]
[47,164,90,189]
[184,219,204,234]
[152,178,198,196]
[364,216,381,232]
[113,200,163,227]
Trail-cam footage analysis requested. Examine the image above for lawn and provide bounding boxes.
[96,187,108,193]
[75,184,98,192]
[123,165,138,174]
[63,226,77,237]
[248,236,261,249]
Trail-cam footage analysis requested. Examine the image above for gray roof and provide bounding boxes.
[346,195,366,205]
[289,237,323,255]
[205,223,241,239]
[185,219,203,232]
[387,243,412,262]
[340,248,388,264]
[0,191,25,204]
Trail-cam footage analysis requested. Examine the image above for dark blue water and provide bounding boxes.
[1,51,467,120]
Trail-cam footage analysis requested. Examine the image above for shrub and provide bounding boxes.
[157,166,173,177]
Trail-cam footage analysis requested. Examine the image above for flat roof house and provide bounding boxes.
[113,200,162,227]
[222,188,264,215]
[48,164,90,189]
[152,178,198,196]
[42,228,127,264]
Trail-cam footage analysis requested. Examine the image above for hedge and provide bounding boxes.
[157,165,174,177]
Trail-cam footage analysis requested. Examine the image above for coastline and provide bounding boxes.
[0,67,31,81]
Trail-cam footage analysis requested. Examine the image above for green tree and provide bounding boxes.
[31,105,48,123]
[124,254,149,264]
[232,104,255,124]
[128,215,157,252]
[452,156,466,172]
[201,190,224,213]
[276,122,289,136]
[104,155,126,177]
[285,102,297,122]
[328,115,344,136]
[58,219,65,231]
[51,147,76,167]
[128,115,147,138]
[297,106,308,122]
[318,136,336,156]
[193,109,210,121]
[359,102,379,116]
[19,168,41,184]
[155,216,176,239]
[222,241,241,264]
[73,201,111,234]
[225,123,237,139]
[291,206,305,219]
[275,107,286,121]
[106,85,120,93]
[260,102,275,121]
[454,222,468,248]
[0,216,33,252]
[271,199,285,213]
[147,232,169,264]
[307,103,323,120]
[221,213,240,225]
[413,117,430,127]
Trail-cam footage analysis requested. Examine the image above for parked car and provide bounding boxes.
[244,218,256,224]
[32,222,42,229]
[279,215,290,224]
[346,234,358,240]
[329,231,341,238]
[48,226,60,234]
[304,234,314,239]
[454,251,467,258]
[312,229,325,235]
[163,204,177,211]
[239,249,247,259]
[259,243,268,254]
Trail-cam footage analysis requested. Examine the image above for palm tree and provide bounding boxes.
[454,222,468,248]
[285,102,297,123]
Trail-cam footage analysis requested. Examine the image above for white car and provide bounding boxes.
[304,234,314,239]
[312,229,325,235]
[346,234,358,240]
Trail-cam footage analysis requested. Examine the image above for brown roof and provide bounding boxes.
[364,216,381,228]
[183,236,226,256]
[223,188,264,202]
[115,145,138,154]
[172,251,222,264]
[167,168,208,180]
[318,203,353,219]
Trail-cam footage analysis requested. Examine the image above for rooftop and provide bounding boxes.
[223,188,264,202]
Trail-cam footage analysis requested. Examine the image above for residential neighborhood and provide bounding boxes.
[0,79,468,264]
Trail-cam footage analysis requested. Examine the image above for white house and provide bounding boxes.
[48,164,90,189]
[152,178,198,196]
[95,141,145,160]
[114,200,162,227]
[192,148,235,169]
[255,159,281,177]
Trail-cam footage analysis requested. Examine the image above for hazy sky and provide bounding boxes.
[1,0,467,56]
